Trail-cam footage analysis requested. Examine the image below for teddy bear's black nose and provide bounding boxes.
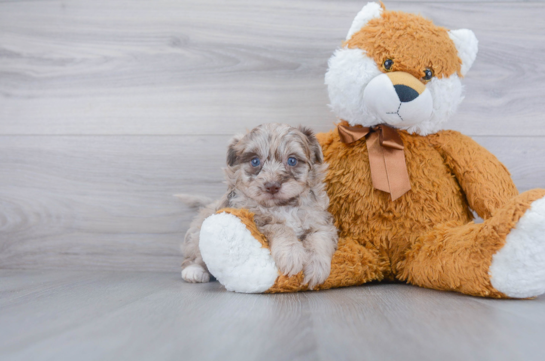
[394,84,419,102]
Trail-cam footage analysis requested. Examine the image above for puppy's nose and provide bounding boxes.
[264,182,281,195]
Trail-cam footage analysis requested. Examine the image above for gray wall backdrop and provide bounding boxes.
[1,0,544,272]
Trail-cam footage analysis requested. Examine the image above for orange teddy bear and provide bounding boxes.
[198,2,545,298]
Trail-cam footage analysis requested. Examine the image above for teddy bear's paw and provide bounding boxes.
[199,212,278,293]
[181,264,210,283]
[489,196,545,298]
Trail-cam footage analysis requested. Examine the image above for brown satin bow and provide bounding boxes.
[337,122,411,201]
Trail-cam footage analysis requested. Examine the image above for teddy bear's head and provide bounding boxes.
[325,2,478,135]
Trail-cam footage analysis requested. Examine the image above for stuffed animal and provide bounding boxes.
[198,2,545,298]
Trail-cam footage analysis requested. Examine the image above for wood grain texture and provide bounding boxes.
[1,270,545,361]
[0,135,543,271]
[1,0,545,270]
[1,2,544,358]
[0,135,227,271]
[1,3,545,357]
[0,0,544,136]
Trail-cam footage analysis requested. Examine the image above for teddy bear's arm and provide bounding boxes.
[430,130,518,219]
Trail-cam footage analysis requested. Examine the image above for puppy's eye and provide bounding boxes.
[287,157,297,166]
[250,157,260,167]
[383,59,393,71]
[422,68,433,81]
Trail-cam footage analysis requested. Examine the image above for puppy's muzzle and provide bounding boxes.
[264,182,281,195]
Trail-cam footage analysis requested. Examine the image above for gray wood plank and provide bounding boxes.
[309,284,545,361]
[0,135,229,271]
[1,1,544,136]
[1,270,544,361]
[0,135,544,271]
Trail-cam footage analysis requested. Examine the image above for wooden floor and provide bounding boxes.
[2,0,545,360]
[1,270,545,361]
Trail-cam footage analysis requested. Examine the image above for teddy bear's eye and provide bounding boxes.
[422,68,433,81]
[383,59,394,71]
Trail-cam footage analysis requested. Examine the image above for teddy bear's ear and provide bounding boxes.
[448,29,479,77]
[346,2,384,40]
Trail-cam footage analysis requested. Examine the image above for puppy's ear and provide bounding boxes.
[298,126,323,164]
[226,134,243,166]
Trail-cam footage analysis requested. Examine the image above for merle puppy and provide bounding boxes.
[178,123,338,289]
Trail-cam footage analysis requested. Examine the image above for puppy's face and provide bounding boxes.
[226,123,323,207]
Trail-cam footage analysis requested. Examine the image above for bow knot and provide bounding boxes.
[337,122,411,201]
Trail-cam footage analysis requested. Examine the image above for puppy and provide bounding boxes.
[178,123,338,289]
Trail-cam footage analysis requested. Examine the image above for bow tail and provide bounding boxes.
[365,132,391,194]
[382,146,411,201]
[365,131,411,201]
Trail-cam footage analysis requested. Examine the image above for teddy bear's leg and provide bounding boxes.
[399,189,545,298]
[199,208,384,293]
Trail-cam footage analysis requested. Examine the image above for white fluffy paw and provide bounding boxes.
[490,196,545,298]
[199,212,278,293]
[181,264,210,283]
[303,254,331,290]
[272,240,307,277]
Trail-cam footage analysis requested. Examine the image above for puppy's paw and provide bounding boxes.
[272,240,307,277]
[181,264,210,283]
[303,254,331,290]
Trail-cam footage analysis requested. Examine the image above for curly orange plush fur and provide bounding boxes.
[205,4,545,298]
[345,8,462,79]
[220,125,544,298]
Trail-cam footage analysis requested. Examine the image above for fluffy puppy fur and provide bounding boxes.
[179,123,338,289]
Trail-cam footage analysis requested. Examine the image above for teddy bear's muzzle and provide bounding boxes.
[363,71,433,128]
